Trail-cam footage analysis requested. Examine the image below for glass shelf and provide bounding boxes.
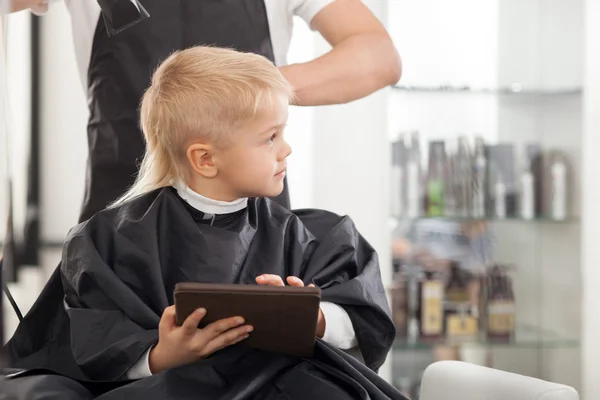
[391,216,578,224]
[393,325,579,351]
[391,85,583,96]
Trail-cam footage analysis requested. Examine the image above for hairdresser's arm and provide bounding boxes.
[4,0,50,13]
[279,0,401,106]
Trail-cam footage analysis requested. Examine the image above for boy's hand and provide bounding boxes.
[149,306,253,374]
[255,274,326,338]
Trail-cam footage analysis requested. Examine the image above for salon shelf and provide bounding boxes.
[391,216,578,224]
[390,85,583,96]
[392,325,579,351]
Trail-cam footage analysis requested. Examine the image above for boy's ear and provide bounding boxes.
[187,142,218,178]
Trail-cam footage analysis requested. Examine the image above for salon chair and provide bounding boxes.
[419,361,579,400]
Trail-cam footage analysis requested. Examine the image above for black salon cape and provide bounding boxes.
[3,188,404,399]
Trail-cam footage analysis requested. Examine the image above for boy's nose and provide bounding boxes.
[279,140,292,160]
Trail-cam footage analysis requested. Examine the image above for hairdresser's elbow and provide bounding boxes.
[376,36,402,86]
[386,50,402,85]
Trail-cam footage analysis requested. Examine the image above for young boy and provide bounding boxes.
[4,47,404,399]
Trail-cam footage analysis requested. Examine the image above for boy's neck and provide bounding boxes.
[173,181,248,215]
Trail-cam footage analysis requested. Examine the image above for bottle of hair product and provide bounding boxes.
[486,266,515,341]
[505,274,516,337]
[445,262,469,303]
[406,131,422,218]
[520,148,535,220]
[494,174,506,219]
[471,137,487,218]
[444,263,477,338]
[390,263,409,338]
[456,136,472,218]
[550,152,567,221]
[426,141,446,217]
[390,135,405,218]
[445,140,457,217]
[418,270,444,340]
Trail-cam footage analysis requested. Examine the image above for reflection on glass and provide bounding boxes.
[391,84,583,95]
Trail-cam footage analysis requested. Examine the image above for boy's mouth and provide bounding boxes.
[275,169,286,177]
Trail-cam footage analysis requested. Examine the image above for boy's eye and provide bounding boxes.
[267,133,277,143]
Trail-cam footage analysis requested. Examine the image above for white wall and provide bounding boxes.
[581,1,600,399]
[388,0,498,89]
[284,19,315,210]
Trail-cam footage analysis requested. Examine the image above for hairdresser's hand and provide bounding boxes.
[149,306,253,374]
[255,274,326,338]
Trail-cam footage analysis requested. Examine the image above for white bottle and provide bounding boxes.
[551,155,567,220]
[521,170,534,220]
[495,175,506,219]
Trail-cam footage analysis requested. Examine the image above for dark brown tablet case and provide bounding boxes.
[174,282,321,358]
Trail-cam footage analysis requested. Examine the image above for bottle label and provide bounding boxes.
[446,314,478,337]
[487,300,515,334]
[421,280,443,335]
[427,180,444,216]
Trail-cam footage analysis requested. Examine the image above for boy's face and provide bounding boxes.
[215,94,292,199]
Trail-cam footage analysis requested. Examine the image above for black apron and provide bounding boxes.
[80,0,290,223]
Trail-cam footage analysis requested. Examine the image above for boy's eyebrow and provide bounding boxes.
[260,123,287,135]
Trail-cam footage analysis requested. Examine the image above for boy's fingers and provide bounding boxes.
[159,305,177,332]
[256,274,285,286]
[203,316,246,339]
[308,283,316,288]
[200,325,251,357]
[286,276,304,287]
[181,308,206,333]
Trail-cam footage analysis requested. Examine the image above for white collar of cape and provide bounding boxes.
[172,181,248,215]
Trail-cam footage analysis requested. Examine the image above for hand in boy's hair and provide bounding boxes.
[255,274,325,338]
[149,305,254,374]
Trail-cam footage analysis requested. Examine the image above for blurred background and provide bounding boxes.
[2,0,600,399]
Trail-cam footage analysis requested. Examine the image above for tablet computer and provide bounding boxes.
[174,282,321,358]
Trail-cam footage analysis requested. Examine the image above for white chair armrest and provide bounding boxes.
[419,361,578,400]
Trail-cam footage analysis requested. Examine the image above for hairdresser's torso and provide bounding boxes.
[50,0,332,221]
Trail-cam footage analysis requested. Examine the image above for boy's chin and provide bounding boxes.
[255,185,284,199]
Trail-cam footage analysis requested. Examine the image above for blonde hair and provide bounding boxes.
[110,46,294,208]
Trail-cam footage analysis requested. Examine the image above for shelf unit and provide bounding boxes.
[391,85,583,96]
[392,324,579,351]
[386,0,583,395]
